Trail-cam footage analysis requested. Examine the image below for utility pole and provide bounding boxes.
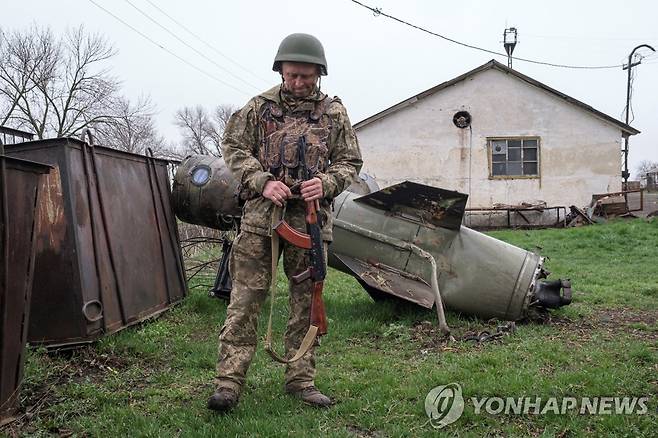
[622,44,655,190]
[503,28,518,68]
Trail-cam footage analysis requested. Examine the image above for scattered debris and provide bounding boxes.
[564,189,651,227]
[410,319,518,352]
[591,193,628,217]
[566,205,594,227]
[346,424,386,438]
[590,189,645,219]
[462,321,517,343]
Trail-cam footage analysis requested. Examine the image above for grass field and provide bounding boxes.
[4,219,657,437]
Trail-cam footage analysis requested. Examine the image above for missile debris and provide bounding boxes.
[172,155,571,323]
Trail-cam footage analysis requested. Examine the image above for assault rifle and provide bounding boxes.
[272,135,328,336]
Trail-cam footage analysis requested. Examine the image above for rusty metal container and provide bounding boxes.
[6,138,187,347]
[0,155,50,422]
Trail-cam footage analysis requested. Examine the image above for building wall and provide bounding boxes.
[355,68,623,208]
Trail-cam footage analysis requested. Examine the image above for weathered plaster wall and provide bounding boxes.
[356,68,622,207]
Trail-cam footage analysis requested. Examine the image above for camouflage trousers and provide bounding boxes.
[214,230,328,395]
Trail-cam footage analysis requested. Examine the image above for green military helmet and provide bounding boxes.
[273,33,328,76]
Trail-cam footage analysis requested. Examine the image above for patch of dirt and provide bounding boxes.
[346,424,387,438]
[60,348,131,384]
[542,307,658,342]
[407,307,657,355]
[410,319,517,354]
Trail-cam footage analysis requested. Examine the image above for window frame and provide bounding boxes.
[487,136,541,180]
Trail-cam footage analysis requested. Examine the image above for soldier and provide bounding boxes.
[208,33,362,412]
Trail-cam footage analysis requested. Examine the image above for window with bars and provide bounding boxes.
[489,138,539,177]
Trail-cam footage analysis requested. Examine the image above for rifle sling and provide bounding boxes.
[264,206,319,364]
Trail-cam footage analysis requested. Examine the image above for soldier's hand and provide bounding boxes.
[263,180,292,207]
[301,177,323,201]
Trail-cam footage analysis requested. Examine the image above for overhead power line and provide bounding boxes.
[87,0,252,97]
[144,0,271,86]
[124,0,261,92]
[350,0,624,70]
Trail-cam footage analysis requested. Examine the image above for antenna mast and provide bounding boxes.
[503,27,518,68]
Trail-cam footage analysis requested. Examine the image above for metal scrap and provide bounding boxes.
[462,322,517,343]
[566,205,594,227]
[6,137,187,348]
[0,156,50,422]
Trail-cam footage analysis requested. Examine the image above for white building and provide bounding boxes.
[354,60,638,222]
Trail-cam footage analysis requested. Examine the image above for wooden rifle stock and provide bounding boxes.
[310,281,327,335]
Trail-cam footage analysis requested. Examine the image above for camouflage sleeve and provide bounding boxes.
[317,100,363,199]
[221,98,273,194]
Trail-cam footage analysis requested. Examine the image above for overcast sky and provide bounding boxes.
[5,0,658,176]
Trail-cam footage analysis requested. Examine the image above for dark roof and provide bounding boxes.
[354,59,640,136]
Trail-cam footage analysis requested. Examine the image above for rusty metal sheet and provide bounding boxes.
[333,253,435,308]
[353,181,468,230]
[6,138,187,347]
[0,156,50,422]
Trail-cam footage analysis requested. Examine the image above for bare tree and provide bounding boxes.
[174,105,216,156]
[94,95,169,157]
[636,159,658,176]
[0,25,119,138]
[209,104,238,150]
[0,26,58,129]
[174,103,237,157]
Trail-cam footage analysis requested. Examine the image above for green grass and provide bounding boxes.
[5,219,658,437]
[489,219,658,310]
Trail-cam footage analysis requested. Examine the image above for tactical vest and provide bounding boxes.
[258,97,332,188]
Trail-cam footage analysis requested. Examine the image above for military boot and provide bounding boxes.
[207,387,239,412]
[286,385,332,408]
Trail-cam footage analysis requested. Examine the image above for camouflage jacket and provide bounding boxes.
[222,85,363,241]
